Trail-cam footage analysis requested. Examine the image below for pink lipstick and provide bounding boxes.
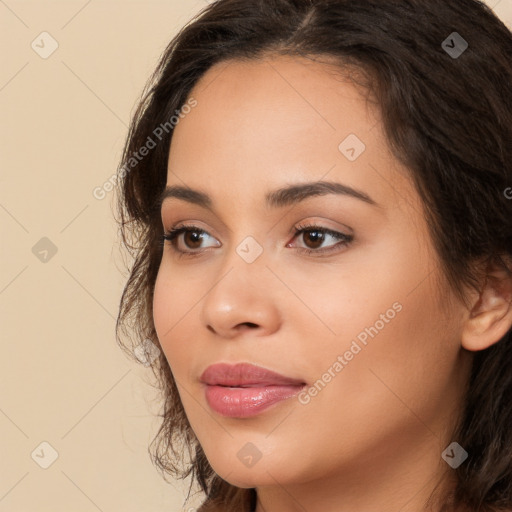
[200,362,306,418]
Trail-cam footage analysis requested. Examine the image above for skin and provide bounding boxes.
[152,55,512,512]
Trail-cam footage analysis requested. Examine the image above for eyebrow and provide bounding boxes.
[159,181,379,210]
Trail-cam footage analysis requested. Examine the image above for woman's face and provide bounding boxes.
[153,55,473,502]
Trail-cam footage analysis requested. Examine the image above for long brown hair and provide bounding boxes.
[114,1,512,510]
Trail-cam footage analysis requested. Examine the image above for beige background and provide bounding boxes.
[1,1,511,511]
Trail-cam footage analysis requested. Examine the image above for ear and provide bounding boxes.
[461,257,512,352]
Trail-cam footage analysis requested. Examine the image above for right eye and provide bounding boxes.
[162,224,221,256]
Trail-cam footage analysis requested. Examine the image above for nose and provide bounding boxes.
[200,253,282,340]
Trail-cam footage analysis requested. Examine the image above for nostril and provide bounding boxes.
[240,322,258,329]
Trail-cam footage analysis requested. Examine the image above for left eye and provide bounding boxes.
[288,225,353,254]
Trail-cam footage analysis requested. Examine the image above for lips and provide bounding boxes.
[200,363,306,418]
[200,362,305,387]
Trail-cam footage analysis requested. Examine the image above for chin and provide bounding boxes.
[208,452,302,489]
[219,471,276,489]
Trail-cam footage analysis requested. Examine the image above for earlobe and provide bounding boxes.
[461,261,512,352]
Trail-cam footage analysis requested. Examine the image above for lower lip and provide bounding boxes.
[204,384,305,418]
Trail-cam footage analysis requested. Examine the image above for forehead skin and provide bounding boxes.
[166,54,416,223]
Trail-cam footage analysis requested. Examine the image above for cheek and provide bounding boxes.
[273,254,415,358]
[152,267,192,369]
[284,238,453,398]
[287,290,458,469]
[326,280,458,426]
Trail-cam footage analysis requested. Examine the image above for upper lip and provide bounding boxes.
[200,363,306,387]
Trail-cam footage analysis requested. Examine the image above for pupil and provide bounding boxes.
[186,231,202,248]
[305,230,324,248]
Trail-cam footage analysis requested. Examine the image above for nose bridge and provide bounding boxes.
[208,233,269,305]
[218,216,269,276]
[200,233,280,336]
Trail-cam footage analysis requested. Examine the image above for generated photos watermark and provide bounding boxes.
[93,97,197,200]
[298,301,403,405]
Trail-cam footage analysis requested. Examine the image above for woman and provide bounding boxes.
[114,1,512,511]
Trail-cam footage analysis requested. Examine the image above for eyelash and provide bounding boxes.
[162,223,353,259]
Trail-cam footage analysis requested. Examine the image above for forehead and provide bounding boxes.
[171,55,378,150]
[166,55,408,210]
